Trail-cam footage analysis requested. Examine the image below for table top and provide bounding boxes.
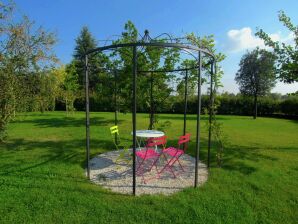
[131,130,165,138]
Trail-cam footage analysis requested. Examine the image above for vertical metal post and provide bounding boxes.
[132,46,137,195]
[85,55,90,179]
[195,52,202,187]
[183,69,188,136]
[207,61,214,168]
[114,70,118,144]
[149,72,153,130]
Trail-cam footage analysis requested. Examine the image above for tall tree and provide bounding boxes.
[63,62,80,114]
[73,26,99,89]
[256,10,298,83]
[50,64,79,114]
[0,1,57,141]
[235,48,276,119]
[111,21,179,128]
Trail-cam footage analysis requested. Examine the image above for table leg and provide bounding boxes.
[136,137,141,149]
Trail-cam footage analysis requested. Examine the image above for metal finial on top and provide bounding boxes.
[141,30,152,42]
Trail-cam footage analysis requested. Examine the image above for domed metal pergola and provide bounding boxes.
[83,31,216,195]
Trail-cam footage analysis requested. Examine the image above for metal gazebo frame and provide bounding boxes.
[83,31,216,195]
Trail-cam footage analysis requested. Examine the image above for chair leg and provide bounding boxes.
[136,157,145,174]
[136,156,162,184]
[157,155,168,174]
[137,159,151,184]
[155,163,160,179]
[115,148,132,165]
[158,156,177,178]
[165,155,185,177]
[176,157,185,172]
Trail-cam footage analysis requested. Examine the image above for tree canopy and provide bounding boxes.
[256,10,298,83]
[235,48,276,118]
[0,1,57,140]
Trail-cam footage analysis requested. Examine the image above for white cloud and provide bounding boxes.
[226,27,264,52]
[225,27,294,53]
[272,82,298,94]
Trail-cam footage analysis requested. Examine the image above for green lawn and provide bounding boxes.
[0,112,297,223]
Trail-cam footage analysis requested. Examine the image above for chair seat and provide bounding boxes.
[136,148,160,160]
[163,147,184,157]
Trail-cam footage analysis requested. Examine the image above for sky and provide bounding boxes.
[13,0,298,94]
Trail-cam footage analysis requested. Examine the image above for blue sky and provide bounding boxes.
[14,0,298,94]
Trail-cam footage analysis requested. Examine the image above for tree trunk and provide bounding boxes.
[149,74,154,130]
[253,94,257,119]
[65,98,68,116]
[12,93,16,118]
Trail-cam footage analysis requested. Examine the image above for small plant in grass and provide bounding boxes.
[204,63,227,167]
[211,120,227,167]
[204,107,227,167]
[156,120,172,132]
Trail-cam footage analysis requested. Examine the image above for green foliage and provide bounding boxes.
[287,91,298,96]
[217,93,298,116]
[50,64,80,115]
[235,48,276,96]
[34,72,58,113]
[280,95,298,115]
[186,33,226,166]
[64,62,80,114]
[109,21,180,128]
[186,33,226,89]
[67,22,228,131]
[211,121,227,167]
[70,92,298,117]
[156,120,172,132]
[0,71,15,141]
[73,26,109,90]
[0,1,57,141]
[235,48,276,119]
[256,10,298,83]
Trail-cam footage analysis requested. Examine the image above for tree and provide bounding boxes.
[256,10,298,83]
[35,71,58,113]
[73,26,109,90]
[111,21,179,128]
[0,1,57,141]
[73,26,97,88]
[235,48,276,119]
[63,62,80,114]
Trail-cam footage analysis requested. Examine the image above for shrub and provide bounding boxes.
[280,96,298,115]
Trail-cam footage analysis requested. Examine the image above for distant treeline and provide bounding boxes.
[55,93,298,118]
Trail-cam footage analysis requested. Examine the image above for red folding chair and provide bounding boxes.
[136,135,167,183]
[159,133,191,178]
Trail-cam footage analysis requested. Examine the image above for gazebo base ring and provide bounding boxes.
[89,150,208,195]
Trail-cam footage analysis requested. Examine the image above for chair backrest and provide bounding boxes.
[146,136,167,148]
[178,133,191,151]
[110,125,120,147]
[110,125,119,135]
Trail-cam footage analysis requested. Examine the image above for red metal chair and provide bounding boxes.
[136,135,167,183]
[159,133,191,178]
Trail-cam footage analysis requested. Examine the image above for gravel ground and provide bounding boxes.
[89,149,208,195]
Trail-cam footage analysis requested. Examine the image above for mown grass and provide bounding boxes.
[0,111,297,223]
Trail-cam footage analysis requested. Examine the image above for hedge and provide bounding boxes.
[55,94,298,117]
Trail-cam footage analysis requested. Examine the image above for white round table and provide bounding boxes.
[133,130,164,138]
[131,130,165,149]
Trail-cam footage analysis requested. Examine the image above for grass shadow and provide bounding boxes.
[12,116,124,128]
[158,114,231,121]
[218,144,284,175]
[0,138,117,175]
